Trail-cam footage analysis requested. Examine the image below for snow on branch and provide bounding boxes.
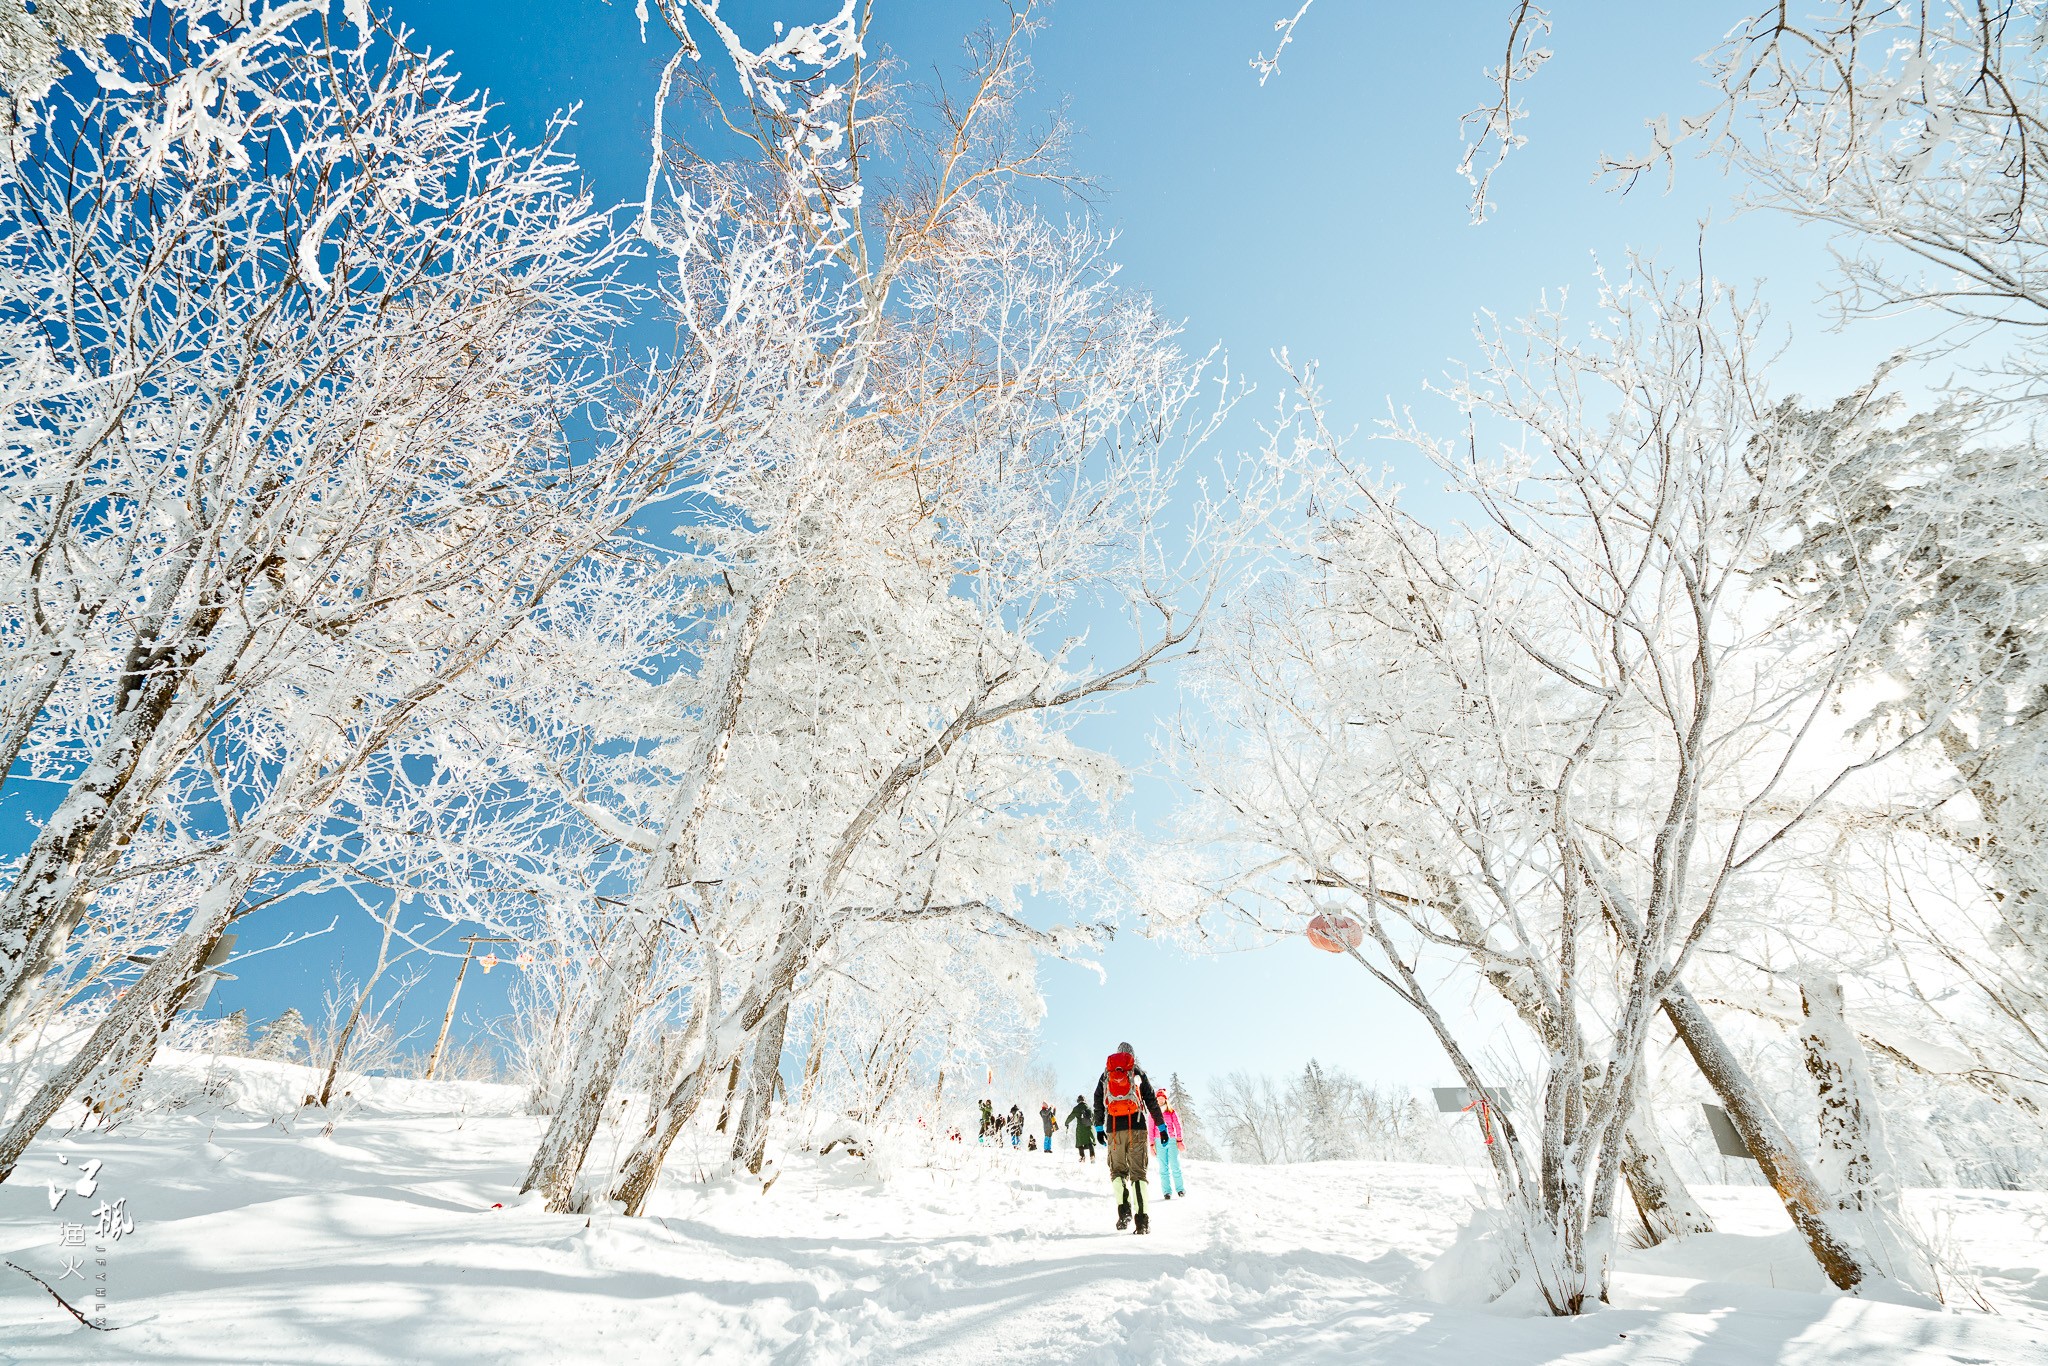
[1251,1,1315,87]
[1457,1,1551,224]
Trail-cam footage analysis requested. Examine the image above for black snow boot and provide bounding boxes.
[1134,1210,1150,1235]
[1161,1192,1172,1202]
[1116,1202,1131,1230]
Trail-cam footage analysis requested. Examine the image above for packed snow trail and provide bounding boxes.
[1,1052,2046,1363]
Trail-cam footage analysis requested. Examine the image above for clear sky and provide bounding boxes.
[14,1,1942,1107]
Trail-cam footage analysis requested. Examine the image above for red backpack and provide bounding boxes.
[1103,1051,1141,1118]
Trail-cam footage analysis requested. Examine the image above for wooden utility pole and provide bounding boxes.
[425,935,512,1081]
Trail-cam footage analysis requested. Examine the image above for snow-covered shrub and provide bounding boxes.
[301,969,423,1123]
[251,1011,307,1065]
[1416,1206,1521,1307]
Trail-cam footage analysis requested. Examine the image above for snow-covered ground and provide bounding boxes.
[2,1053,2045,1364]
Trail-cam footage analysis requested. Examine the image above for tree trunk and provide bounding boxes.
[1621,1105,1716,1243]
[607,910,813,1210]
[1801,977,1881,1206]
[1661,982,1880,1291]
[315,980,377,1109]
[715,1053,743,1133]
[730,997,792,1174]
[0,910,221,1183]
[610,967,793,1213]
[1799,975,1928,1292]
[0,604,240,1035]
[613,1012,765,1212]
[79,1021,160,1127]
[77,922,234,1123]
[799,989,830,1109]
[519,582,789,1213]
[1340,912,1573,1310]
[1455,876,1714,1251]
[316,910,400,1108]
[610,1057,717,1215]
[519,918,660,1211]
[0,846,267,1185]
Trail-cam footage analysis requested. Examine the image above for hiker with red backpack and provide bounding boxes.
[1092,1041,1167,1234]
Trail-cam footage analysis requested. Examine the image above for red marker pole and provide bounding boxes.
[1461,1094,1496,1146]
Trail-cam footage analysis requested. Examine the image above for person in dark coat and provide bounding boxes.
[1066,1095,1096,1163]
[1093,1041,1166,1233]
[1007,1104,1024,1147]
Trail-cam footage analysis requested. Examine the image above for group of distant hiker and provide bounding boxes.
[975,1041,1186,1237]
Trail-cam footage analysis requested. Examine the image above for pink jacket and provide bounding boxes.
[1151,1106,1183,1144]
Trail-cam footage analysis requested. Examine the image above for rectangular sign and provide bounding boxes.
[179,974,216,1012]
[1702,1102,1755,1161]
[202,934,237,970]
[1433,1086,1505,1114]
[176,934,238,1014]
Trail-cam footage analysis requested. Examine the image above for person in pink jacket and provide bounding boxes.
[1150,1089,1186,1200]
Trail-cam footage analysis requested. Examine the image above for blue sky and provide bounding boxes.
[13,1,1941,1108]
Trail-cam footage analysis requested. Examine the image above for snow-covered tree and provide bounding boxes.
[0,8,718,1178]
[1204,1064,1455,1167]
[1607,3,2048,396]
[1167,1070,1219,1161]
[214,1010,248,1057]
[1211,1071,1298,1165]
[510,4,1298,1215]
[1755,388,2048,1093]
[1297,1060,1347,1161]
[1167,259,1944,1310]
[252,1008,306,1064]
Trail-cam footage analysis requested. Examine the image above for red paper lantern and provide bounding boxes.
[1306,911,1364,953]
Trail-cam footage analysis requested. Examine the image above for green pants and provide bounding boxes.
[1108,1128,1149,1210]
